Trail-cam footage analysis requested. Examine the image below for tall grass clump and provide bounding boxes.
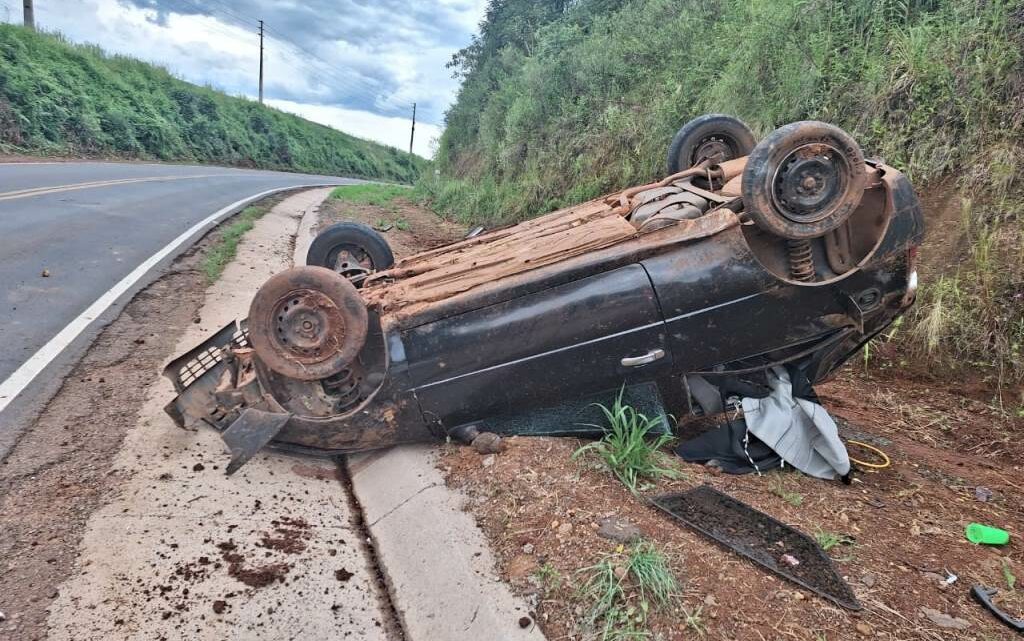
[572,390,679,492]
[0,24,423,182]
[579,541,680,640]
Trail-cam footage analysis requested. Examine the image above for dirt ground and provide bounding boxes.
[325,192,1024,640]
[0,192,291,640]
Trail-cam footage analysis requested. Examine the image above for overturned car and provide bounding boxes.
[163,116,924,473]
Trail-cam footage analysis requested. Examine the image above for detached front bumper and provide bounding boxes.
[163,321,294,474]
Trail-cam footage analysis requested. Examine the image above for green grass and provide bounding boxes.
[202,205,269,283]
[534,562,562,592]
[769,474,804,507]
[330,184,410,207]
[579,541,679,640]
[0,25,423,182]
[572,390,680,493]
[1003,560,1017,591]
[814,528,855,552]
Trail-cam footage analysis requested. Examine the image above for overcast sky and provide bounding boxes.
[2,0,488,157]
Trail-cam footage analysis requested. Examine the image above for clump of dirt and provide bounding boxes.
[335,568,354,582]
[218,539,291,588]
[258,516,312,554]
[440,371,1024,640]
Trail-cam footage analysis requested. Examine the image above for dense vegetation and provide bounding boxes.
[425,0,1023,391]
[0,25,422,182]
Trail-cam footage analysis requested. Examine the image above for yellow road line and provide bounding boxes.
[0,174,218,202]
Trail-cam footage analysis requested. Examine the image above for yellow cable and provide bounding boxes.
[846,439,891,469]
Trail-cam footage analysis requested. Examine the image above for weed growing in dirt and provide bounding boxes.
[534,562,562,592]
[579,541,679,640]
[572,391,680,493]
[330,184,409,207]
[814,528,855,552]
[768,474,803,507]
[1003,560,1017,591]
[394,217,411,231]
[202,205,268,284]
[682,605,707,637]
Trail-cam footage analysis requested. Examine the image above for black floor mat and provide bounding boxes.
[651,485,861,610]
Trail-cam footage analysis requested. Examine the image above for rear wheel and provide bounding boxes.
[741,121,866,239]
[666,114,756,174]
[306,222,395,287]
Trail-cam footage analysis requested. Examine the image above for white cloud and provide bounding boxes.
[265,98,441,158]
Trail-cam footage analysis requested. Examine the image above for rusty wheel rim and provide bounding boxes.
[691,136,733,166]
[771,142,851,224]
[249,266,368,380]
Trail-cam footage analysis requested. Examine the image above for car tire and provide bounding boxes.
[742,121,866,239]
[666,114,757,174]
[248,266,369,381]
[306,222,395,287]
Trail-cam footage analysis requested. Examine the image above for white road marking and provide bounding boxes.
[0,183,339,414]
[0,174,217,202]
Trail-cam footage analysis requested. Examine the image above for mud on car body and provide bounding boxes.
[163,117,924,473]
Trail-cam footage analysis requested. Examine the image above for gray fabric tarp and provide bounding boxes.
[740,366,850,480]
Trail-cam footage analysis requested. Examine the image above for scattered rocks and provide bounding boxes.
[472,432,506,454]
[212,600,227,615]
[975,486,993,502]
[855,622,873,635]
[556,522,573,537]
[521,543,535,554]
[41,269,50,277]
[482,455,495,468]
[518,616,532,629]
[596,516,642,544]
[859,572,877,588]
[920,607,971,630]
[192,463,205,472]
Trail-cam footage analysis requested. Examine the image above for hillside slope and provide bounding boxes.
[427,0,1023,391]
[0,25,421,182]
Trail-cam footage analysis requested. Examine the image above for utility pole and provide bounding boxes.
[408,102,416,156]
[258,19,264,104]
[22,0,34,30]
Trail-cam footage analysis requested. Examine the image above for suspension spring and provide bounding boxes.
[787,239,816,282]
[323,367,362,412]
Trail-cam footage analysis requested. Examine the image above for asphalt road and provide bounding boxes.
[0,161,355,446]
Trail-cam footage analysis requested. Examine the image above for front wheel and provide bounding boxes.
[306,222,395,287]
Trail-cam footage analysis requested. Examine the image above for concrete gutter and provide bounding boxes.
[347,447,546,640]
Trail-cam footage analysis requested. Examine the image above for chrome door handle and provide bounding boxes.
[620,349,665,367]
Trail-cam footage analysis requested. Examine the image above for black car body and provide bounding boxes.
[163,119,924,472]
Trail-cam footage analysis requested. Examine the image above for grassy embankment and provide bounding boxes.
[0,24,422,183]
[423,0,1024,394]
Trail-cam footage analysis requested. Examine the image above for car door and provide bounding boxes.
[401,264,672,430]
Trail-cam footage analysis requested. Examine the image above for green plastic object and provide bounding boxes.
[965,523,1009,545]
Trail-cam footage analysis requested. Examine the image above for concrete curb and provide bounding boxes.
[347,447,547,641]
